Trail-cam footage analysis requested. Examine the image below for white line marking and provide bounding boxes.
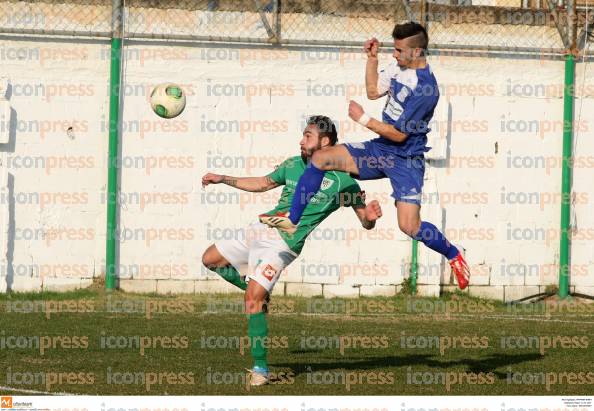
[0,385,75,395]
[273,312,594,324]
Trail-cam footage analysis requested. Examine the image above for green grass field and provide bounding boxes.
[0,285,593,395]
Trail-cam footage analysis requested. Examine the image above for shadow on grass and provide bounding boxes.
[274,353,543,379]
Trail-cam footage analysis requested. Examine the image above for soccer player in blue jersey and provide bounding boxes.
[260,22,470,289]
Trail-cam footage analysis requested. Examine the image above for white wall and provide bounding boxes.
[570,55,594,297]
[0,38,109,292]
[1,37,592,299]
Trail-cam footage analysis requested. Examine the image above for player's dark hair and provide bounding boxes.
[392,22,429,50]
[307,115,338,146]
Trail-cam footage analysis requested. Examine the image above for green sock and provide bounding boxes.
[213,266,247,290]
[248,311,268,370]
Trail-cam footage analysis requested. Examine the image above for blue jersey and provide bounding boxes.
[375,62,439,157]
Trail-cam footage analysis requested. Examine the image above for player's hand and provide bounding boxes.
[364,200,383,222]
[348,100,364,122]
[364,37,379,59]
[201,173,224,188]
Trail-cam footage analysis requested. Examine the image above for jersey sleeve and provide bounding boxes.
[340,179,366,208]
[394,89,438,135]
[266,157,293,185]
[378,61,399,96]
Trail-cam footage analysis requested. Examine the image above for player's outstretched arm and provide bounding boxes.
[366,118,407,143]
[353,199,383,230]
[201,173,279,192]
[364,37,382,100]
[348,100,407,143]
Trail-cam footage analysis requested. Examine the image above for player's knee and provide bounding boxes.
[201,248,215,268]
[398,220,419,238]
[244,294,266,313]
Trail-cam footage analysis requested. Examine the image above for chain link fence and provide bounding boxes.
[0,0,592,57]
[123,0,275,42]
[0,0,110,36]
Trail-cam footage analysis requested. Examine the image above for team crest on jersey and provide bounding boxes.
[321,177,334,190]
[262,264,277,281]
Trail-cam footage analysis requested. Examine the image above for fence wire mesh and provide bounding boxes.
[277,0,409,45]
[124,0,275,42]
[0,0,111,36]
[0,0,590,56]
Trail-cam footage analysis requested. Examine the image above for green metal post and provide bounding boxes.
[106,0,123,290]
[558,53,575,299]
[558,0,577,300]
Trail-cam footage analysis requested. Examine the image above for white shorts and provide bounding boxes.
[214,222,298,293]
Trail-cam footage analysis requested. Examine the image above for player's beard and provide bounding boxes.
[396,57,409,68]
[301,142,322,162]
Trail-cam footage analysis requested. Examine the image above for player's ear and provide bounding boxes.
[320,135,331,148]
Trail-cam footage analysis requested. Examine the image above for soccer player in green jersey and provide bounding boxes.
[201,115,383,386]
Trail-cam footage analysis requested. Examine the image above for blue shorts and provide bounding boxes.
[344,140,425,206]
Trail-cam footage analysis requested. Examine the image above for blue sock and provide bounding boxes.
[288,163,325,224]
[413,221,459,260]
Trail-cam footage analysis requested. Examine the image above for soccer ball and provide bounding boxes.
[150,83,186,118]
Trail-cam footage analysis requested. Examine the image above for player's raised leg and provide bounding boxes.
[202,244,247,290]
[396,201,470,289]
[259,144,359,231]
[290,144,360,221]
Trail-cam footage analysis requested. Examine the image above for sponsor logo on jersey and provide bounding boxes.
[384,96,404,122]
[397,87,410,103]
